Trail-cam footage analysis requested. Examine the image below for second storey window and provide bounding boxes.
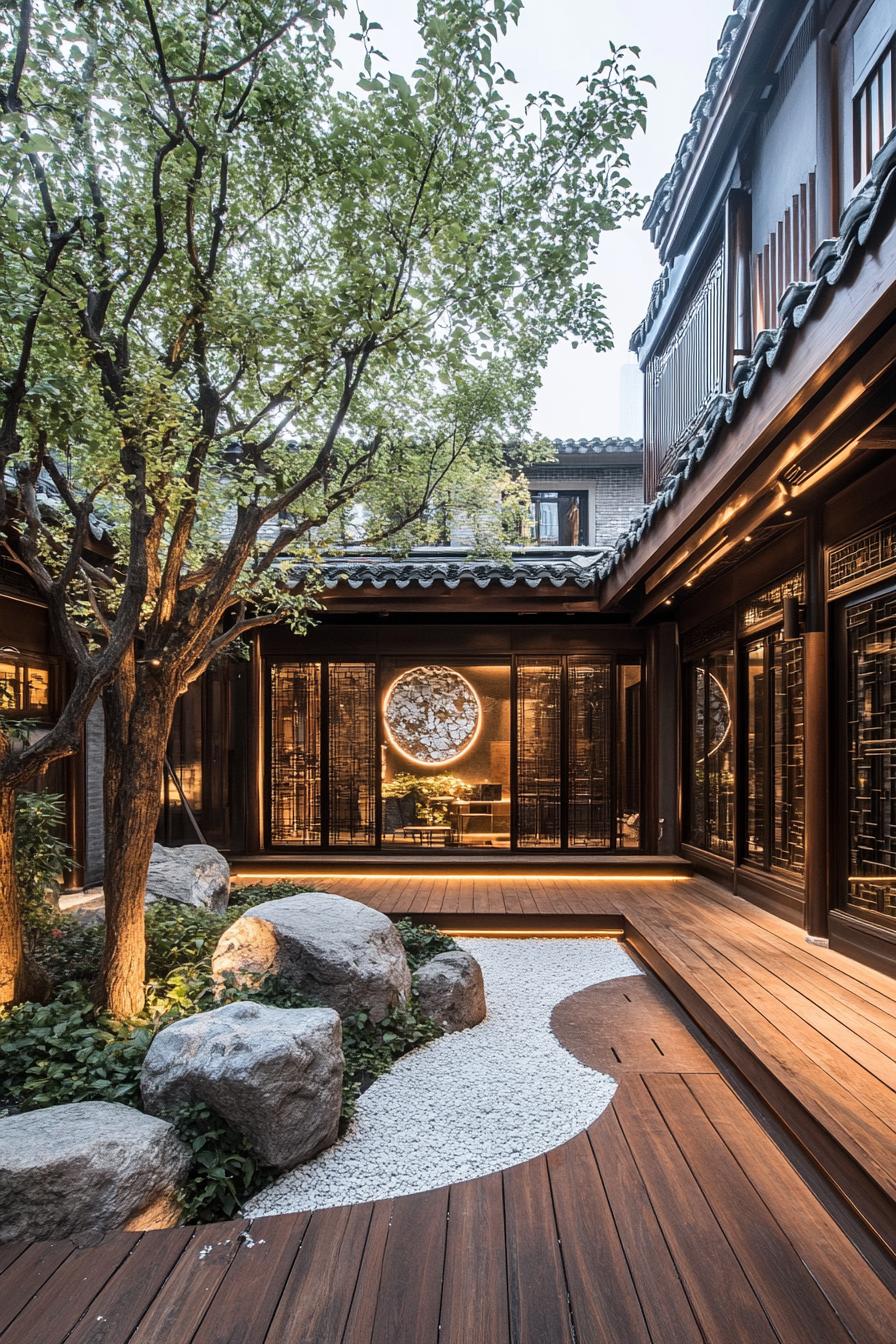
[528,490,588,546]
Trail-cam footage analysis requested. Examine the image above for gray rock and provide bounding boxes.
[212,892,411,1022]
[146,842,230,912]
[141,1001,343,1171]
[0,1101,191,1242]
[413,950,486,1032]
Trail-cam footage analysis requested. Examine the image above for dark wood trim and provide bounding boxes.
[828,909,896,978]
[680,842,735,885]
[733,863,805,925]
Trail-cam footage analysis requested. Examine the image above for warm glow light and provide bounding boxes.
[232,871,690,883]
[381,665,483,768]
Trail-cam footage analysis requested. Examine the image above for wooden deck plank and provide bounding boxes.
[687,1073,896,1344]
[588,1108,704,1344]
[125,1220,246,1344]
[369,1186,448,1344]
[0,1232,137,1344]
[265,1205,372,1344]
[341,1199,392,1344]
[191,1213,310,1344]
[613,1076,780,1344]
[440,1174,509,1344]
[645,1073,857,1344]
[0,1240,75,1335]
[62,1228,194,1344]
[546,1130,651,1344]
[503,1156,573,1344]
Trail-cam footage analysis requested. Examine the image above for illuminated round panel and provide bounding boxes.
[383,666,481,766]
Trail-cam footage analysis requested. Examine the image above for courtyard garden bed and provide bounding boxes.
[0,881,455,1223]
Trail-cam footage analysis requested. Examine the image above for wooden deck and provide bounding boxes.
[310,871,896,1256]
[3,874,896,1342]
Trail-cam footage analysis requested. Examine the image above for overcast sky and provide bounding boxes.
[336,0,729,439]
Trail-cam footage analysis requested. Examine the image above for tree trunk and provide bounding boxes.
[0,782,51,1006]
[97,671,175,1017]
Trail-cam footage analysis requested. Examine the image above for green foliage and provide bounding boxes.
[174,1104,274,1223]
[4,881,446,1220]
[14,792,68,920]
[394,918,458,972]
[383,773,472,824]
[0,993,151,1111]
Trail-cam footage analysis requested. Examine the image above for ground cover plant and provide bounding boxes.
[0,879,456,1220]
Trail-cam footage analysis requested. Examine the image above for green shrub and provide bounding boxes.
[3,879,446,1222]
[394,918,458,971]
[14,791,69,942]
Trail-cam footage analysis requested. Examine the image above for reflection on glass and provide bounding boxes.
[516,659,562,847]
[745,640,768,862]
[771,634,804,873]
[528,491,588,545]
[617,662,642,849]
[846,594,896,918]
[330,663,376,846]
[568,659,612,847]
[687,651,734,856]
[382,662,511,849]
[270,662,321,845]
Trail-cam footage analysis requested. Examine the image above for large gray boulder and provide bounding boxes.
[212,892,412,1022]
[141,1001,343,1171]
[413,950,486,1033]
[146,842,230,912]
[0,1101,191,1242]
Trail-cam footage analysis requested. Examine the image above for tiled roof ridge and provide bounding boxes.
[643,0,758,251]
[299,550,608,592]
[551,436,642,454]
[602,128,896,583]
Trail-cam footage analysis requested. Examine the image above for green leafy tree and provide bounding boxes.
[0,0,650,1012]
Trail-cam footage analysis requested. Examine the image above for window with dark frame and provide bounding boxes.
[685,649,735,858]
[743,631,805,877]
[527,490,589,546]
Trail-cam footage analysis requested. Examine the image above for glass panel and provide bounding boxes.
[617,662,642,849]
[329,662,376,846]
[528,492,588,546]
[516,659,561,847]
[771,634,804,874]
[745,639,768,863]
[270,662,321,846]
[568,659,612,848]
[381,662,511,849]
[0,661,21,713]
[686,662,706,846]
[704,650,735,856]
[846,594,896,918]
[25,666,49,712]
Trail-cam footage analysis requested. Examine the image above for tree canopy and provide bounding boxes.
[0,0,651,1009]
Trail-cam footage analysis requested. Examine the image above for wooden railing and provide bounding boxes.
[753,173,817,337]
[854,38,895,185]
[644,246,725,502]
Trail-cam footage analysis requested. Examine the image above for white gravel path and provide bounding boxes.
[246,937,637,1214]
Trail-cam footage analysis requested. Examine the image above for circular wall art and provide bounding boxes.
[383,666,481,766]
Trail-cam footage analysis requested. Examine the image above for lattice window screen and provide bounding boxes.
[329,662,376,846]
[772,634,805,874]
[846,594,896,919]
[270,662,321,845]
[515,659,562,848]
[568,660,612,848]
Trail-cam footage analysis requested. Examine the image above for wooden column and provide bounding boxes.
[246,631,264,854]
[803,514,829,940]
